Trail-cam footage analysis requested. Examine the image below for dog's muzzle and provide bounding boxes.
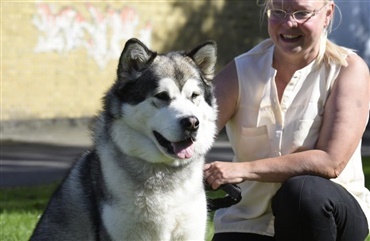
[180,116,199,133]
[153,116,199,159]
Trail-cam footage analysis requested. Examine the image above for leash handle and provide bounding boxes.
[219,183,241,201]
[207,183,242,211]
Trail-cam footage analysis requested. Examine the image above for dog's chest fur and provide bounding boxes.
[98,143,206,240]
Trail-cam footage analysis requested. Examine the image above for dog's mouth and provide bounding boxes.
[153,131,195,159]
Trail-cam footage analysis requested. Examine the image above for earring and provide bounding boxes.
[324,21,327,29]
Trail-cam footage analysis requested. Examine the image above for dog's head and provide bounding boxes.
[102,38,217,166]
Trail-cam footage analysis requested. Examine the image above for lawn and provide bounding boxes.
[0,183,58,241]
[1,157,370,241]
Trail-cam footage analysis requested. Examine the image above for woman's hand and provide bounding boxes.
[204,161,245,190]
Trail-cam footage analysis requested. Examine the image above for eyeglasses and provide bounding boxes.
[266,3,328,23]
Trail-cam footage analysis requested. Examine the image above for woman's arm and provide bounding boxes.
[205,55,370,189]
[213,60,239,132]
[316,54,370,176]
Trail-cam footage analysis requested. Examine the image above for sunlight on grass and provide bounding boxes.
[0,183,58,241]
[206,218,215,241]
[0,211,40,241]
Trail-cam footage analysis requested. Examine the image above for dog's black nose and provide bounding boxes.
[180,116,199,131]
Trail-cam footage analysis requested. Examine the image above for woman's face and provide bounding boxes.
[267,0,333,60]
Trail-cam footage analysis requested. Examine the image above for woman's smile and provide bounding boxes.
[280,34,302,42]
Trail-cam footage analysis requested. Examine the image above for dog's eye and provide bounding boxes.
[191,92,200,100]
[155,92,170,101]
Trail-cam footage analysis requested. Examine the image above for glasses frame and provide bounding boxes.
[266,3,328,23]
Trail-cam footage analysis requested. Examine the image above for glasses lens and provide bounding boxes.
[268,9,286,20]
[293,11,313,20]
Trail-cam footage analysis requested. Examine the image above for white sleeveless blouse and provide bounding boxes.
[213,39,370,236]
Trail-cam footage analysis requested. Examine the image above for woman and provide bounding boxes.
[204,0,370,240]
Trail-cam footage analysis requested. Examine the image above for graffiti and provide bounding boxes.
[33,3,152,69]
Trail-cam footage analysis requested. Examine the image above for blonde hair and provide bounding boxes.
[259,0,349,66]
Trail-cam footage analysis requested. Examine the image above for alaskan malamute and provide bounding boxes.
[31,38,218,241]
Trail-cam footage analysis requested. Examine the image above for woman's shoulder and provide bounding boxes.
[332,49,369,95]
[340,52,369,77]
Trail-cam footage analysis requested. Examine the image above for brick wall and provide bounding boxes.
[2,1,267,123]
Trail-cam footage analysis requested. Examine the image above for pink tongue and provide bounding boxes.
[171,139,194,159]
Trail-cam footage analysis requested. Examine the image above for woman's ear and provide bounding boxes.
[324,1,335,27]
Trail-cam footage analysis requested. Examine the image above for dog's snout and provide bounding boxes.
[181,116,199,131]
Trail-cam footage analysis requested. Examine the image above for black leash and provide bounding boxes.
[207,183,242,211]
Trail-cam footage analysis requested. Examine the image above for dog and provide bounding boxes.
[30,38,218,241]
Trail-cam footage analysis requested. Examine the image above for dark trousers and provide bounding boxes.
[212,175,369,241]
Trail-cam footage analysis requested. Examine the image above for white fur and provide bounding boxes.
[99,149,207,240]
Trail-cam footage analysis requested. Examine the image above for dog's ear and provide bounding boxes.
[187,41,217,82]
[117,38,157,79]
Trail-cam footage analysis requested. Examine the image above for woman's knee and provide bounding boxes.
[272,175,340,224]
[271,175,369,241]
[272,175,331,212]
[271,176,337,240]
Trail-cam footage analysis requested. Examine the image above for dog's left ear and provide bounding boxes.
[117,38,157,79]
[187,41,217,82]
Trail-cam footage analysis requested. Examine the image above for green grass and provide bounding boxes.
[0,183,58,241]
[1,157,370,241]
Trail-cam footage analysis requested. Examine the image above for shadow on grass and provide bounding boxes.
[0,183,59,213]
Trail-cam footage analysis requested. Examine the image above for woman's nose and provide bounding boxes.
[283,15,298,28]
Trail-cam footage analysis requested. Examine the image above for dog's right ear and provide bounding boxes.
[117,38,157,79]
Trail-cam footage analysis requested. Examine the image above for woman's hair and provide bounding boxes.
[259,0,349,66]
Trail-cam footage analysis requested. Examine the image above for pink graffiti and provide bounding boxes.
[33,3,152,69]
